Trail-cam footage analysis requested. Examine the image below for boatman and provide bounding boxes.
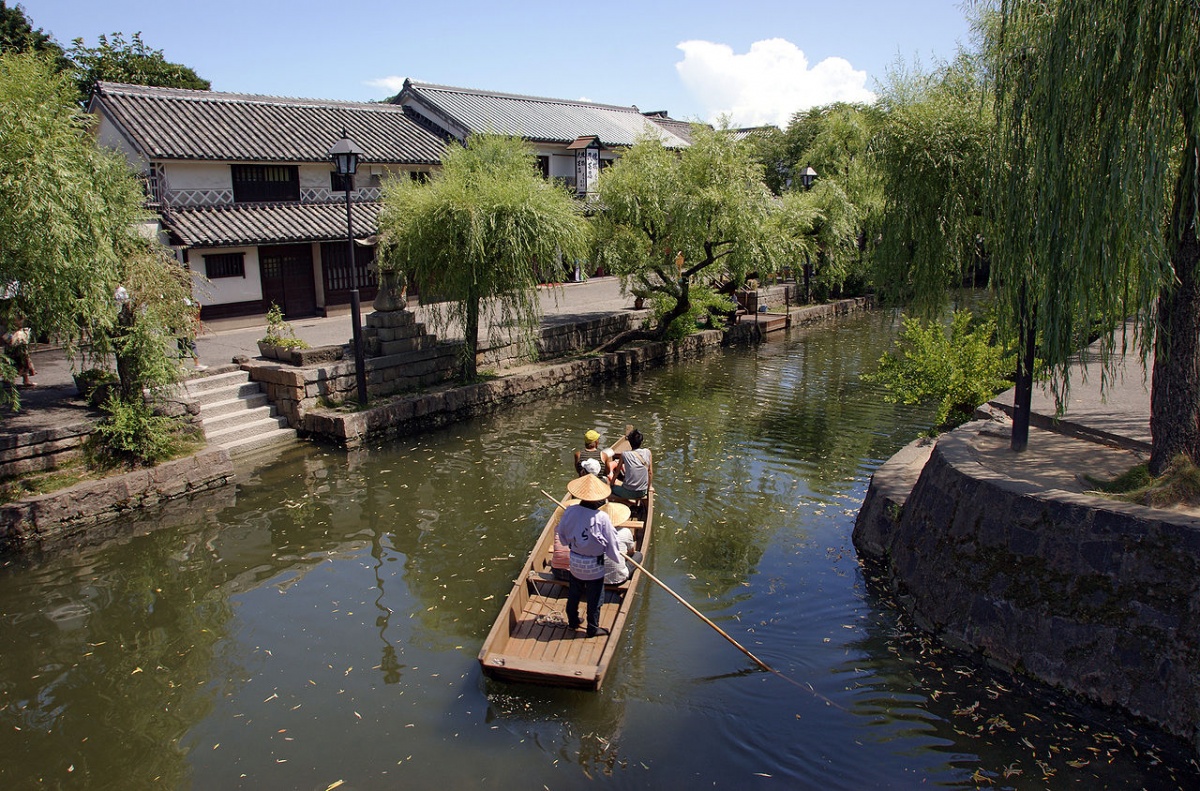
[557,474,624,637]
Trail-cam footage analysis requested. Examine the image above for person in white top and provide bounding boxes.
[555,475,622,637]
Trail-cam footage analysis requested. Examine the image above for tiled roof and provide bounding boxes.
[93,82,448,165]
[642,112,697,144]
[397,80,690,149]
[163,202,383,248]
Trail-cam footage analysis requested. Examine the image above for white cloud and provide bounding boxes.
[365,75,406,95]
[675,38,876,127]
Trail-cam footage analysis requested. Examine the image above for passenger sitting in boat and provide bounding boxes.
[556,475,623,637]
[574,429,611,479]
[600,502,642,585]
[611,429,652,506]
[551,531,571,581]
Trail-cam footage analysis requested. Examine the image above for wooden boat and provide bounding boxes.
[478,488,653,690]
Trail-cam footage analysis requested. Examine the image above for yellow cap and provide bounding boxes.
[585,429,600,442]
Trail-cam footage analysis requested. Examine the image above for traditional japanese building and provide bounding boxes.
[89,82,447,319]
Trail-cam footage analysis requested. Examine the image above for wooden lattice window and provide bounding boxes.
[321,241,376,294]
[231,164,299,203]
[204,252,245,279]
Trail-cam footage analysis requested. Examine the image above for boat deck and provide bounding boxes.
[479,513,648,689]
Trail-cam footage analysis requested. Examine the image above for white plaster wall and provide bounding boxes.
[190,246,261,306]
[93,114,147,173]
[164,162,233,191]
[300,163,335,190]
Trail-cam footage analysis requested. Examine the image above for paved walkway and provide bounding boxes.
[978,335,1154,495]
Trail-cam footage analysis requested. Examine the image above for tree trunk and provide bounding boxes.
[463,290,480,381]
[1149,124,1200,475]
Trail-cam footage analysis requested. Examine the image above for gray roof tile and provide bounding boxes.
[164,202,382,248]
[93,82,448,164]
[398,81,690,149]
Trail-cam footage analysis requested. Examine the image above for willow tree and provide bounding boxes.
[990,0,1200,474]
[378,133,590,380]
[0,52,192,408]
[593,125,778,348]
[871,56,993,311]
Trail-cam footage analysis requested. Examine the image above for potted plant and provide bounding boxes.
[257,303,310,361]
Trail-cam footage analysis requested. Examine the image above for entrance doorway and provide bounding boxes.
[260,244,317,318]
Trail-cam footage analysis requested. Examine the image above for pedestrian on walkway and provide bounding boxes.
[2,316,36,387]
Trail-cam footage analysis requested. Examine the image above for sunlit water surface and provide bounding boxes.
[2,311,1197,789]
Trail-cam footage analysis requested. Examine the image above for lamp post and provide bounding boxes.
[329,129,368,406]
[799,165,818,303]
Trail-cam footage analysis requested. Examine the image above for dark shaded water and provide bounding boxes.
[2,311,1196,789]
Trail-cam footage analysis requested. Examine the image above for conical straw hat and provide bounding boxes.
[600,502,631,526]
[566,474,611,502]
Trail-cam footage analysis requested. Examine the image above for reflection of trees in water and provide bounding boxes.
[0,493,237,789]
[626,314,931,604]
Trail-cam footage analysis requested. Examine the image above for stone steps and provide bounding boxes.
[184,370,297,456]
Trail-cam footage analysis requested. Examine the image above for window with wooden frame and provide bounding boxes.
[231,164,300,203]
[204,252,246,279]
[320,241,377,297]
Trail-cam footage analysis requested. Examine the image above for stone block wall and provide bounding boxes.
[0,420,95,478]
[304,330,725,448]
[856,420,1200,747]
[0,447,235,552]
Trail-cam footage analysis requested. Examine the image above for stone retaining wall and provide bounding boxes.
[304,330,726,448]
[854,420,1200,748]
[0,448,235,552]
[0,419,95,478]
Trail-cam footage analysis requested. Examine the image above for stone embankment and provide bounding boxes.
[1,448,234,551]
[855,405,1200,751]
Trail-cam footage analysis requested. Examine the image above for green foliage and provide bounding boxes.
[650,283,733,340]
[260,303,309,349]
[69,32,209,100]
[0,2,66,66]
[989,0,1200,471]
[872,54,993,313]
[379,133,590,380]
[593,125,777,339]
[0,52,189,400]
[867,310,1014,429]
[85,393,182,468]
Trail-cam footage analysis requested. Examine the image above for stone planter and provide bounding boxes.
[257,341,344,366]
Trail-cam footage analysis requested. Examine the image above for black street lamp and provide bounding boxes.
[800,165,818,302]
[329,129,368,406]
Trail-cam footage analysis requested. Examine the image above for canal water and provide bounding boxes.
[2,311,1196,789]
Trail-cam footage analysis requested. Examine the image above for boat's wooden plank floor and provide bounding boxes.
[498,584,623,668]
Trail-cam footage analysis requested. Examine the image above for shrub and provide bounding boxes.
[867,310,1014,429]
[85,393,182,468]
[260,303,310,349]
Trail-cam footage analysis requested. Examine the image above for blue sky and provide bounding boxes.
[23,0,974,126]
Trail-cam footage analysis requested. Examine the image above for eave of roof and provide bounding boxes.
[163,202,383,248]
[398,80,690,149]
[93,82,449,165]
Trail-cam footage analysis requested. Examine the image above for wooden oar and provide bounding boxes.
[536,491,838,705]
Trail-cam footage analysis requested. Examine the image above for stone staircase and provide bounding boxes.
[184,370,297,456]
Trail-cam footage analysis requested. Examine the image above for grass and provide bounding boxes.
[0,458,91,505]
[1087,455,1200,509]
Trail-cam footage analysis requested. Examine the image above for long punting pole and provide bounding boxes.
[537,491,838,706]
